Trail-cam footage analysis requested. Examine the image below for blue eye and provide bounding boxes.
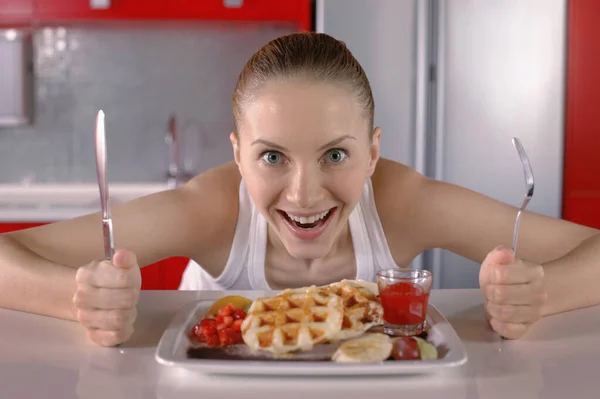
[261,151,282,165]
[326,149,347,164]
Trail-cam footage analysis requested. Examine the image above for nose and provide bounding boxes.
[286,166,324,209]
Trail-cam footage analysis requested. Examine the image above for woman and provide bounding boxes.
[0,33,598,347]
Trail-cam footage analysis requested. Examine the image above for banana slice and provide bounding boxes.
[332,333,393,363]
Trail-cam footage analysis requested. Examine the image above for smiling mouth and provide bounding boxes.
[277,207,336,230]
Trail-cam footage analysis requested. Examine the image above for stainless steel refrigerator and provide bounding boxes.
[316,0,566,288]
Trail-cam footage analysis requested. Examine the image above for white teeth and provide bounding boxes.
[285,210,330,224]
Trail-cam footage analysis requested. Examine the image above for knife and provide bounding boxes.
[95,110,115,261]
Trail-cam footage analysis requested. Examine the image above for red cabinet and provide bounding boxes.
[0,222,187,290]
[167,0,311,29]
[35,0,168,21]
[0,0,310,28]
[0,0,34,22]
[0,223,46,233]
[563,0,600,229]
[145,256,190,291]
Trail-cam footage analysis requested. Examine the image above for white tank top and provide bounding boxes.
[178,179,397,290]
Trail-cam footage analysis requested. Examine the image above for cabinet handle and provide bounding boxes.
[90,0,111,10]
[223,0,243,8]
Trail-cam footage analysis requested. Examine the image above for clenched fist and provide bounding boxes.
[479,246,547,339]
[73,249,141,346]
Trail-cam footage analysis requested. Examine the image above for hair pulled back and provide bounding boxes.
[232,32,374,133]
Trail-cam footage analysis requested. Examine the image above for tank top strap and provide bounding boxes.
[208,179,254,288]
[357,178,398,275]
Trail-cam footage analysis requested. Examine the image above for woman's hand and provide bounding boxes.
[479,246,547,339]
[73,249,141,346]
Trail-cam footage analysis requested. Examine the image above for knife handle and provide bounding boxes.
[102,217,115,261]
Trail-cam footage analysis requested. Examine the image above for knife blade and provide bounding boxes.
[95,110,115,261]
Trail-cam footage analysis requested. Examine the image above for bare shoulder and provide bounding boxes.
[185,161,241,210]
[370,158,428,265]
[371,158,598,266]
[9,162,242,276]
[179,161,242,273]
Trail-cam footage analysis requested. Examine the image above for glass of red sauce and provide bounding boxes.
[376,268,433,336]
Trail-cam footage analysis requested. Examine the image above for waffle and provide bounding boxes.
[327,279,384,340]
[240,279,383,354]
[240,285,344,354]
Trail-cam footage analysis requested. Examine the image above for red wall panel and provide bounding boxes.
[563,0,600,229]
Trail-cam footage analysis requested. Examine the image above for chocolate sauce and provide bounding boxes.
[186,346,330,361]
[185,329,431,362]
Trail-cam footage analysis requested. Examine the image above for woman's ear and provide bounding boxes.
[230,132,241,168]
[367,127,382,176]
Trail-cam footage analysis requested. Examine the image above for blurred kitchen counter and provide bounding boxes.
[0,183,171,222]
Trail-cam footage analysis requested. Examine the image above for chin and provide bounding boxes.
[282,241,335,260]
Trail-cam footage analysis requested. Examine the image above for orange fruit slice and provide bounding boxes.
[205,295,252,317]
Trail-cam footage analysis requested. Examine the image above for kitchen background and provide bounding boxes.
[1,25,297,182]
[0,0,598,290]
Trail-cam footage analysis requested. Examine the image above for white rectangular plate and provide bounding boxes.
[155,292,468,376]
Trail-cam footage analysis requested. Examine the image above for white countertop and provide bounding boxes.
[0,183,171,222]
[1,289,598,399]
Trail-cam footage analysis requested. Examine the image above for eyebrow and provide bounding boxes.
[251,135,356,152]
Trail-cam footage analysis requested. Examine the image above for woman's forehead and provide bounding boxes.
[241,81,367,139]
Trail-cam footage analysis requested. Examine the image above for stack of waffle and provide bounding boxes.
[240,280,383,354]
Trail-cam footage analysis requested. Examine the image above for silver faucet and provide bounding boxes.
[165,114,194,188]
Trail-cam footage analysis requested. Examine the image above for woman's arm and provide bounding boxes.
[539,232,600,315]
[413,173,599,315]
[0,162,240,319]
[372,159,599,315]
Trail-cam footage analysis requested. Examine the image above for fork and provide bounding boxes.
[511,137,535,258]
[499,137,535,341]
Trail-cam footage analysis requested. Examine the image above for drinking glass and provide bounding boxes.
[376,268,433,336]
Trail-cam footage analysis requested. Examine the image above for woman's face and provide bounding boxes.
[231,79,381,260]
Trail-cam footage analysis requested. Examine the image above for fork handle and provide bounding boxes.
[512,209,524,257]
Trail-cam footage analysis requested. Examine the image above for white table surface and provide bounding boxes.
[1,289,598,399]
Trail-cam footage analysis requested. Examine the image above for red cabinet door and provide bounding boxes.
[139,256,189,290]
[563,0,600,229]
[167,0,310,29]
[0,223,46,233]
[7,0,310,26]
[0,0,34,22]
[35,0,167,21]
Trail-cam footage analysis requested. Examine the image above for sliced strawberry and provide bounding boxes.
[223,316,234,327]
[231,331,243,344]
[200,318,216,326]
[202,324,217,336]
[217,304,235,317]
[191,324,203,338]
[232,309,247,320]
[232,319,243,332]
[218,330,229,346]
[205,334,219,347]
